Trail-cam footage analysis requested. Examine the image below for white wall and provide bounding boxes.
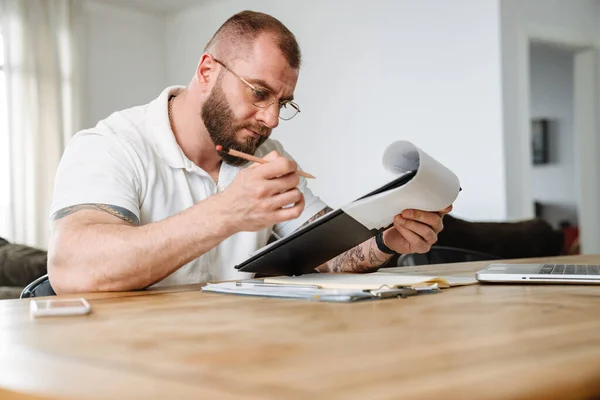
[500,0,600,221]
[529,43,577,228]
[81,0,167,128]
[165,0,507,221]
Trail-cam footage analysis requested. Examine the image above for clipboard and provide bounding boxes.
[202,280,424,302]
[234,170,418,276]
[235,140,461,277]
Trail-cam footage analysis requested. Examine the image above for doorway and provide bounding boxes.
[523,35,600,254]
[528,42,579,254]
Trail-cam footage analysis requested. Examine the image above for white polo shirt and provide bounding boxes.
[51,86,327,287]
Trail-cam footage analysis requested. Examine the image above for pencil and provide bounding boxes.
[216,145,316,179]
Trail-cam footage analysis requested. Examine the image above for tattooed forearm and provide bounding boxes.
[320,237,392,273]
[51,204,140,226]
[303,206,393,273]
[368,237,392,266]
[330,244,365,272]
[298,206,333,229]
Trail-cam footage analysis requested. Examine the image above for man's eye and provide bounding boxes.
[252,89,269,101]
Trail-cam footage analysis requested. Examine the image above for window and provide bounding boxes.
[0,33,10,237]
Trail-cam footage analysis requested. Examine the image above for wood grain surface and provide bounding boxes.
[1,255,600,400]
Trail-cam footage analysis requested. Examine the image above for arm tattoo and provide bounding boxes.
[305,206,391,273]
[51,204,140,226]
[298,206,333,229]
[326,237,392,273]
[368,237,392,266]
[330,244,365,273]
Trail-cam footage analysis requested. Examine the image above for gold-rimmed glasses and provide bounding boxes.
[212,57,301,121]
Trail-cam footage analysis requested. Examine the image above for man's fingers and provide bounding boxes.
[394,224,429,253]
[268,172,300,195]
[393,215,438,245]
[261,150,281,162]
[247,150,300,180]
[400,209,444,234]
[439,204,453,216]
[256,155,298,180]
[246,150,279,170]
[273,192,305,222]
[268,188,304,211]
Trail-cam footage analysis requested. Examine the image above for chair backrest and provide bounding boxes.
[396,246,501,267]
[20,274,56,298]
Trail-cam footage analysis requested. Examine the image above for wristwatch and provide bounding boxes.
[375,231,398,255]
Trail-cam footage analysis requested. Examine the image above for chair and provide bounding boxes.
[395,245,501,267]
[20,274,56,298]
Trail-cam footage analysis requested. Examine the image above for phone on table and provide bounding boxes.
[29,297,91,318]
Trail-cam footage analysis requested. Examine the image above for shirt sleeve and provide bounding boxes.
[50,132,141,221]
[264,140,328,238]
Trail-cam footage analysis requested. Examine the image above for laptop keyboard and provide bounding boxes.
[539,264,600,275]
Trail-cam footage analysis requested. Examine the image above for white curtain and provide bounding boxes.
[0,0,82,249]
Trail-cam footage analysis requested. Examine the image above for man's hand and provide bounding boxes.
[219,151,305,232]
[382,205,453,254]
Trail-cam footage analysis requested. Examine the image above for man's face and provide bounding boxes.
[201,78,269,166]
[201,34,299,167]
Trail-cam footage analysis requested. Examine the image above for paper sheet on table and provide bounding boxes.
[202,281,375,302]
[264,273,478,290]
[341,140,461,230]
[201,280,441,302]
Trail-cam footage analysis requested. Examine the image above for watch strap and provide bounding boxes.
[375,231,398,255]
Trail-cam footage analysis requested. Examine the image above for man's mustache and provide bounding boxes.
[238,125,270,137]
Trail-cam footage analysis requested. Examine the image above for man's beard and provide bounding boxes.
[201,82,270,167]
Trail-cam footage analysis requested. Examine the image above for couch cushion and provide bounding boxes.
[0,243,47,287]
[0,286,23,300]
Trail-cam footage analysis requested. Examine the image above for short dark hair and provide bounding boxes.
[204,10,301,69]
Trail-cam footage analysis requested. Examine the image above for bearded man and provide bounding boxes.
[48,10,450,293]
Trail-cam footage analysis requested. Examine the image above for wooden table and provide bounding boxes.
[1,255,600,400]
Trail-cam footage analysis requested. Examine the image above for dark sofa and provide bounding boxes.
[0,238,48,299]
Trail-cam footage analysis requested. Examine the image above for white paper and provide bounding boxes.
[341,141,461,229]
[201,281,374,302]
[264,273,478,290]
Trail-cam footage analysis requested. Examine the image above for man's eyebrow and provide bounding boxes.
[248,78,295,101]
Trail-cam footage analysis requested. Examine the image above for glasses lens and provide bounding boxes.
[249,88,272,108]
[279,102,299,120]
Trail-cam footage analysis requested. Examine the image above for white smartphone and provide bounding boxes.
[29,297,91,318]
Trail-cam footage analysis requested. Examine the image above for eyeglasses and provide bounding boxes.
[212,57,301,121]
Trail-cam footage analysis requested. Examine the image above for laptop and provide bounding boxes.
[476,263,600,284]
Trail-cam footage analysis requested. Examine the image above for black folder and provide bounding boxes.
[234,170,418,276]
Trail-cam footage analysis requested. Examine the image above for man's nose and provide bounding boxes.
[257,102,280,129]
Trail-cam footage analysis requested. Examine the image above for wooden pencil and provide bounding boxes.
[216,145,316,179]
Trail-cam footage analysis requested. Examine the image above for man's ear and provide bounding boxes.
[195,53,216,90]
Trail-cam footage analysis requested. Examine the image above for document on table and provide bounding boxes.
[201,278,443,302]
[264,273,478,290]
